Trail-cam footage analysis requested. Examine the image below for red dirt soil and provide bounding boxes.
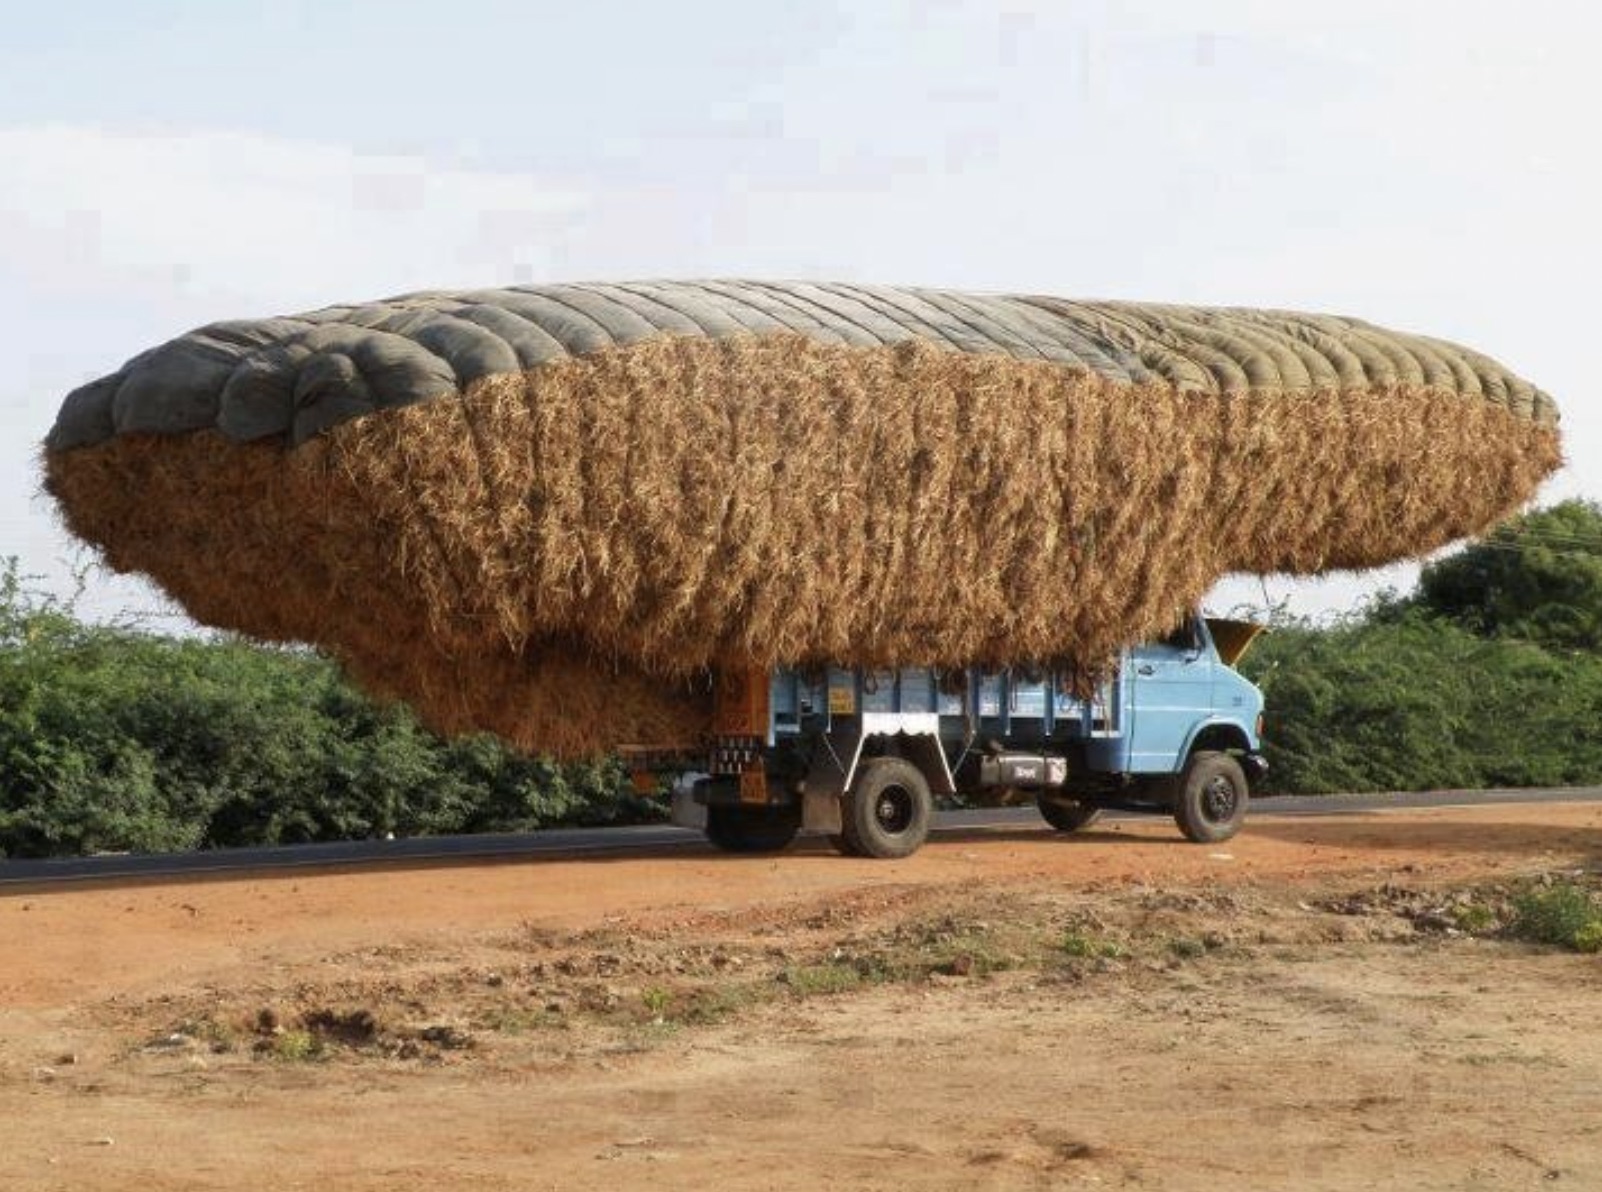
[2,801,1600,1191]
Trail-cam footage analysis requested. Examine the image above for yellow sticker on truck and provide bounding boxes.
[828,679,856,715]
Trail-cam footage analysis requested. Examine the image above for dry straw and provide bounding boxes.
[46,281,1563,753]
[46,329,1560,756]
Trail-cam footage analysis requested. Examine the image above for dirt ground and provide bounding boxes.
[2,801,1601,1191]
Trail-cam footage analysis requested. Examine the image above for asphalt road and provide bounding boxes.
[3,786,1600,889]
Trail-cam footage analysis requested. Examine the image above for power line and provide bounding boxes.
[1438,539,1602,562]
[1483,529,1602,550]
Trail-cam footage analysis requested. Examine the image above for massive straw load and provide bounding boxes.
[44,282,1561,755]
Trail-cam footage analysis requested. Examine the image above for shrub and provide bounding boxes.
[0,561,657,859]
[1508,884,1602,952]
[1240,612,1602,794]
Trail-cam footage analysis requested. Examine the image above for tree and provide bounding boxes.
[1416,499,1602,652]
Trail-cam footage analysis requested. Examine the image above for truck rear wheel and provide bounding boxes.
[705,804,801,854]
[1036,794,1102,833]
[842,757,932,859]
[1172,751,1249,844]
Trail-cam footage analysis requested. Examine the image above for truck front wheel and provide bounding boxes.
[841,758,933,859]
[705,804,801,854]
[1173,751,1249,844]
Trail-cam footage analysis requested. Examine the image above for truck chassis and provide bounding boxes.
[660,617,1267,860]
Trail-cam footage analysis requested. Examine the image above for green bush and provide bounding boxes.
[1237,499,1602,795]
[1240,611,1602,794]
[0,562,656,859]
[6,494,1602,859]
[1508,884,1602,952]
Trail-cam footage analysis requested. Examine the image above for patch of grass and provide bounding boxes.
[924,930,1019,978]
[1167,938,1207,960]
[1451,902,1499,934]
[476,1006,568,1036]
[780,962,863,996]
[268,1029,323,1062]
[1509,883,1602,952]
[1578,921,1602,954]
[1062,931,1124,960]
[174,1015,238,1054]
[679,984,758,1025]
[626,982,763,1026]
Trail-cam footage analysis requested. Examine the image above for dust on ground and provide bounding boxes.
[2,801,1600,1191]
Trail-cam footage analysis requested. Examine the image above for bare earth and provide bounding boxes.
[2,802,1601,1191]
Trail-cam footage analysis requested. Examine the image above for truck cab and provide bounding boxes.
[675,615,1266,859]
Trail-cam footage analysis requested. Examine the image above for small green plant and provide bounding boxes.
[1451,902,1499,934]
[1168,937,1207,960]
[1508,883,1602,952]
[170,1015,239,1054]
[1062,931,1124,960]
[1575,921,1602,955]
[641,986,672,1022]
[269,1029,322,1062]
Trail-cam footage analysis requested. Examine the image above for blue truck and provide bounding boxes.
[669,614,1266,859]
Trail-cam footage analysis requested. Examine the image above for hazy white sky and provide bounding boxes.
[2,0,1595,624]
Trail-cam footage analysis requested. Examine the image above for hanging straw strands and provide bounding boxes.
[43,282,1562,755]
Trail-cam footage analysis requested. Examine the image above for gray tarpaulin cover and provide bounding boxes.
[50,281,1556,452]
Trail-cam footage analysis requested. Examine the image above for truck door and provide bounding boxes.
[1126,616,1215,774]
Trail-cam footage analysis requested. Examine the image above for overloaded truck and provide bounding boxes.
[662,614,1266,859]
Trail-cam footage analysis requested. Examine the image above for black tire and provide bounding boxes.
[705,804,801,854]
[1172,751,1249,844]
[842,757,933,859]
[828,833,863,857]
[1036,794,1102,833]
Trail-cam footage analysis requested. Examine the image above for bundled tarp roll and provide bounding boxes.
[44,282,1562,755]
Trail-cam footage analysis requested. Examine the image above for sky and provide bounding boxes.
[1,0,1595,627]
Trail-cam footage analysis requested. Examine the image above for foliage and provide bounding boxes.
[1238,500,1602,795]
[5,494,1602,859]
[1060,931,1125,960]
[1507,883,1602,953]
[1415,499,1602,652]
[1240,612,1602,794]
[0,561,654,859]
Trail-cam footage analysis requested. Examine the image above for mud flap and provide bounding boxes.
[670,777,708,829]
[802,788,844,835]
[898,731,957,796]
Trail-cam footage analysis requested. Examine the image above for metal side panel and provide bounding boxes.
[801,712,955,800]
[859,713,956,795]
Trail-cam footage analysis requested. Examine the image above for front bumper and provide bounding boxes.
[1242,752,1270,784]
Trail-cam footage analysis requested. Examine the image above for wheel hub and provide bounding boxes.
[1202,775,1238,821]
[875,785,914,834]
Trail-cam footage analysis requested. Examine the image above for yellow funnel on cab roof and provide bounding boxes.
[1205,618,1266,667]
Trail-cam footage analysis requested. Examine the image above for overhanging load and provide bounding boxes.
[43,282,1562,755]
